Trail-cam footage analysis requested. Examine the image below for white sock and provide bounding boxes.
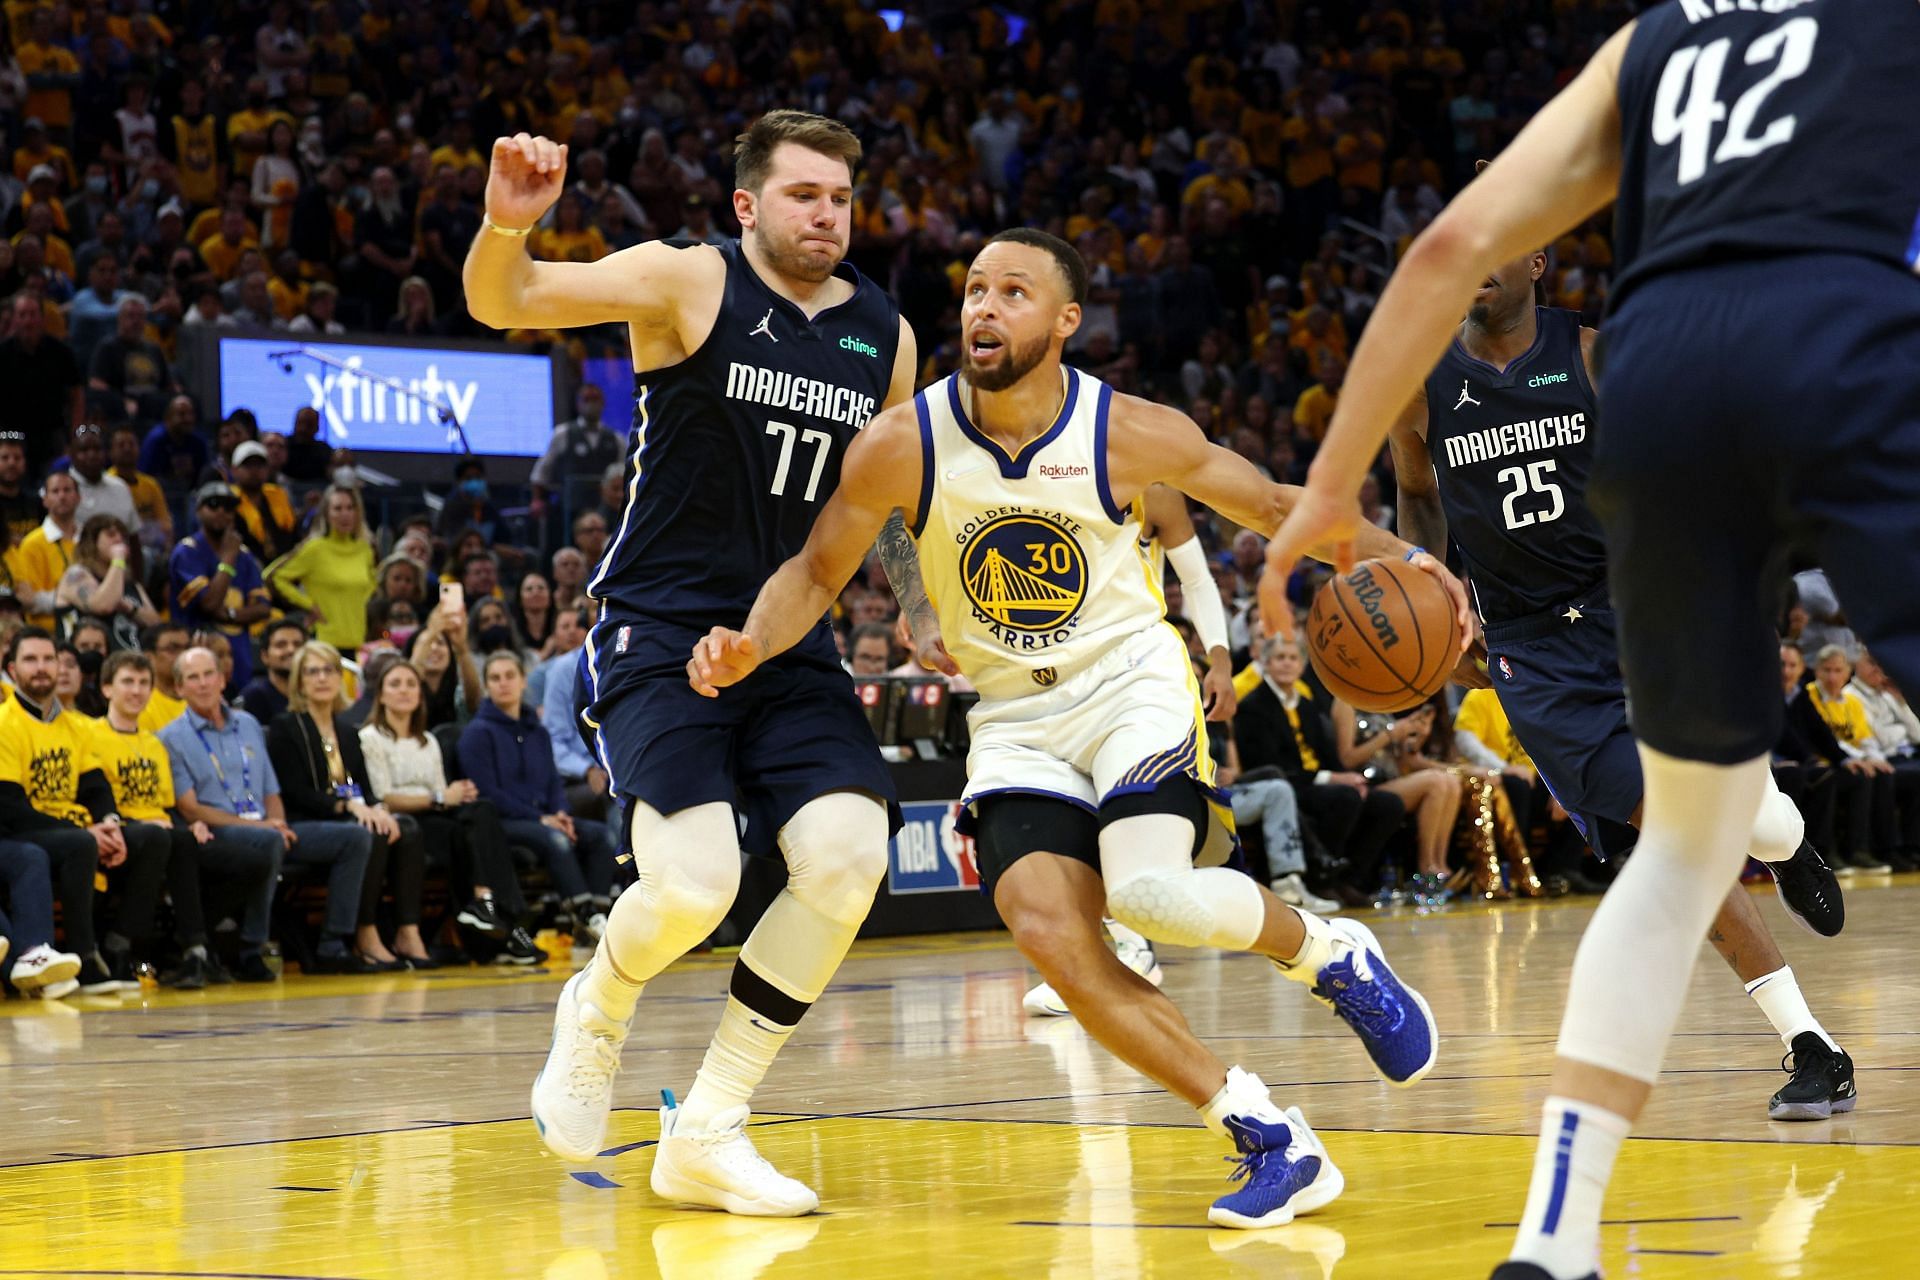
[1744,966,1839,1051]
[678,995,796,1132]
[1509,1096,1630,1278]
[1197,1065,1283,1138]
[1274,906,1336,981]
[578,953,643,1022]
[1103,916,1150,952]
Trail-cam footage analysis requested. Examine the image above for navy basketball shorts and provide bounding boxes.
[1591,253,1920,765]
[1486,597,1643,860]
[576,613,900,857]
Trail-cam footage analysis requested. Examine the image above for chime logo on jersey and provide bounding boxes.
[957,510,1087,646]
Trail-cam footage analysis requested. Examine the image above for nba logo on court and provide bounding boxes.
[1498,656,1514,682]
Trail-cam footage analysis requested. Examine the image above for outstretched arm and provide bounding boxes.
[463,134,708,331]
[1108,397,1469,632]
[690,406,925,695]
[1258,22,1629,625]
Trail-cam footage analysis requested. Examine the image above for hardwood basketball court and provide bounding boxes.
[2,878,1913,1279]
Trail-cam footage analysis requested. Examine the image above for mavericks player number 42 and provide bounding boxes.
[1260,2,1920,1278]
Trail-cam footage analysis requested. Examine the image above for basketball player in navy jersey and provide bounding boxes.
[1260,2,1920,1275]
[466,112,946,1216]
[1386,233,1850,1121]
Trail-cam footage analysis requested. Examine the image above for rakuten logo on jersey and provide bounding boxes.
[305,357,479,436]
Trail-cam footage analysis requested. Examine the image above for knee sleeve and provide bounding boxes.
[1099,814,1265,950]
[775,791,890,926]
[620,800,741,936]
[733,793,889,1006]
[1747,775,1805,864]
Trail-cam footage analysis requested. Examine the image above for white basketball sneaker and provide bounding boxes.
[650,1096,820,1216]
[531,969,630,1162]
[1023,921,1162,1016]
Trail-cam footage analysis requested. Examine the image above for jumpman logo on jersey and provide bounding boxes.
[749,309,779,342]
[1453,380,1480,411]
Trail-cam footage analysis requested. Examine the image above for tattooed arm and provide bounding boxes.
[875,509,957,675]
[869,315,958,675]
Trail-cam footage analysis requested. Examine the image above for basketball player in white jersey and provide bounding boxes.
[691,229,1469,1227]
[1021,482,1242,1016]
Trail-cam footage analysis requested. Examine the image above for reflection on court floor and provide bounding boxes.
[2,881,1915,1279]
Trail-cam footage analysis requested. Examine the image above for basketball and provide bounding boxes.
[1306,557,1461,713]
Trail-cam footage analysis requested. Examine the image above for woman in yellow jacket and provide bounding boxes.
[266,484,376,651]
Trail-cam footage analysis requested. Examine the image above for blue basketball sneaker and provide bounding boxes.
[1309,918,1438,1086]
[1208,1101,1344,1229]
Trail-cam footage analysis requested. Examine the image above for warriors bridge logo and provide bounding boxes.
[957,509,1088,650]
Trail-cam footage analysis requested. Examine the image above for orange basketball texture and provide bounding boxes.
[1306,558,1461,713]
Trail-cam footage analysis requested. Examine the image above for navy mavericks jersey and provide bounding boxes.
[1611,0,1920,314]
[588,238,900,635]
[1424,307,1608,625]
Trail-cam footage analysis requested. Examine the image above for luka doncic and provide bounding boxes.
[466,111,924,1215]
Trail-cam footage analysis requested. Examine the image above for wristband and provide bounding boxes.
[482,215,534,238]
[1404,546,1427,562]
[218,562,236,576]
[110,558,128,569]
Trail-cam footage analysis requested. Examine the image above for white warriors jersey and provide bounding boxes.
[913,366,1167,701]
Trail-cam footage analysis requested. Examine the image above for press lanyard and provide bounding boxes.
[192,716,259,817]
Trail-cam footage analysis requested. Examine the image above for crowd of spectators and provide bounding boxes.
[4,1,1917,997]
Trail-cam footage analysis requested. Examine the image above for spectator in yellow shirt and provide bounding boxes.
[1292,352,1345,445]
[11,469,80,629]
[137,621,190,733]
[106,424,173,557]
[198,206,261,282]
[530,193,608,264]
[16,10,81,131]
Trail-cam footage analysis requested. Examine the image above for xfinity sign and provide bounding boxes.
[217,335,559,457]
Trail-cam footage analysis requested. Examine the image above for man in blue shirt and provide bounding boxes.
[161,645,374,977]
[170,482,273,691]
[537,607,616,826]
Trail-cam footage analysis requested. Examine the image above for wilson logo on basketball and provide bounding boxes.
[1346,564,1402,649]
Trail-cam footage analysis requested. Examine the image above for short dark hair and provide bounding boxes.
[459,551,496,577]
[261,616,310,650]
[982,228,1088,305]
[850,622,893,650]
[733,109,862,195]
[140,620,189,652]
[102,650,154,684]
[4,624,53,668]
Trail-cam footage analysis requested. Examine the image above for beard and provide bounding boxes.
[753,224,840,284]
[961,330,1051,392]
[1467,301,1493,328]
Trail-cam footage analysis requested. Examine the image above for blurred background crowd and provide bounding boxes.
[2,0,1916,999]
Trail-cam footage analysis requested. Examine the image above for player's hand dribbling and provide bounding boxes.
[1258,486,1362,640]
[689,628,760,697]
[485,134,568,232]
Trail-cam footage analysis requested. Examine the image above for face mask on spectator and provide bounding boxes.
[388,624,419,649]
[477,624,514,652]
[86,176,109,196]
[459,478,488,501]
[76,649,105,680]
[332,466,357,487]
[139,179,161,201]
